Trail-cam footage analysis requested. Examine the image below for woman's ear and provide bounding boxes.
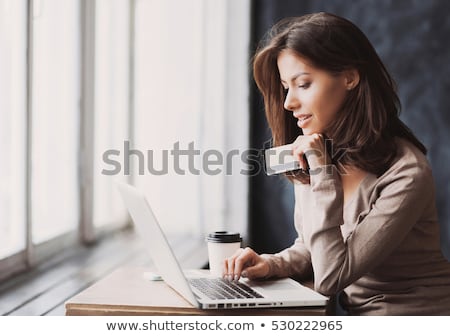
[344,69,360,90]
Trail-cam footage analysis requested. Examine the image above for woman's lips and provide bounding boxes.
[296,114,312,128]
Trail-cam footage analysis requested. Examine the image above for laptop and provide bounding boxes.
[116,182,328,310]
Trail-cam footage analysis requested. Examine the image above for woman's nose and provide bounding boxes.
[284,89,300,111]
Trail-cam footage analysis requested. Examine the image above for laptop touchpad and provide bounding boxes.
[246,279,299,291]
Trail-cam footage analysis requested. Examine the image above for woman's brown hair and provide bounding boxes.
[253,12,426,183]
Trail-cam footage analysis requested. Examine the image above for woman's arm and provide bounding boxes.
[223,187,313,281]
[306,161,433,296]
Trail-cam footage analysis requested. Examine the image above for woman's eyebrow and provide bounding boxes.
[280,72,310,83]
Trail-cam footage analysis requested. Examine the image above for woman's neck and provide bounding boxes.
[340,166,368,207]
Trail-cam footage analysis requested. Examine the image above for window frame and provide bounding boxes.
[0,0,250,283]
[0,0,135,281]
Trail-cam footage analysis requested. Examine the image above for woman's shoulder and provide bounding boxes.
[393,137,430,168]
[378,137,433,183]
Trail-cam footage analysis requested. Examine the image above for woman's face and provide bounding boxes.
[277,49,350,135]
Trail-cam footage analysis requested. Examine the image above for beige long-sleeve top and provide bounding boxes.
[262,138,450,315]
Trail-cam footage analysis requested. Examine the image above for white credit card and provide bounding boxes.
[264,144,302,176]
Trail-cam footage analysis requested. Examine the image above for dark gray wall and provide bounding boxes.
[249,0,450,259]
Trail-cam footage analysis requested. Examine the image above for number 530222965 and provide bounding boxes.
[271,320,343,331]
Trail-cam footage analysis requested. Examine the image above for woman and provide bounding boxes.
[224,12,450,315]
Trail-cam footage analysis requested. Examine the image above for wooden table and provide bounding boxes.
[65,267,331,315]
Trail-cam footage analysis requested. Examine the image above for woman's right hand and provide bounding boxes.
[222,247,270,281]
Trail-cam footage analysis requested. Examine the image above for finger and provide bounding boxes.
[226,256,236,281]
[305,134,327,168]
[232,247,244,257]
[222,258,229,278]
[312,133,323,142]
[292,146,307,170]
[233,248,255,280]
[300,154,308,171]
[222,248,243,278]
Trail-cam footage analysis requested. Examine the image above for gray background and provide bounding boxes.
[249,0,450,260]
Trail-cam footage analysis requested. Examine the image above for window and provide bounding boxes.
[31,0,80,244]
[93,0,130,229]
[133,0,250,237]
[0,0,250,281]
[0,0,27,260]
[0,0,133,280]
[133,0,204,235]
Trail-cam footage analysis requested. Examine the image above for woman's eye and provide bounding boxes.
[299,83,311,89]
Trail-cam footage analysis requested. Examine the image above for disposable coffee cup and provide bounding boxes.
[206,231,242,277]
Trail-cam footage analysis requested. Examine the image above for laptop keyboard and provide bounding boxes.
[189,278,264,300]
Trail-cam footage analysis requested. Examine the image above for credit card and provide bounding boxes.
[264,144,302,175]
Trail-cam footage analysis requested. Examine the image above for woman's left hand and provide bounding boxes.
[292,133,330,171]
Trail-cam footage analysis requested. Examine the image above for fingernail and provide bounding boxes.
[241,270,248,278]
[234,274,239,281]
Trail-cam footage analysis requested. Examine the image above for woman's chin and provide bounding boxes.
[300,126,322,135]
